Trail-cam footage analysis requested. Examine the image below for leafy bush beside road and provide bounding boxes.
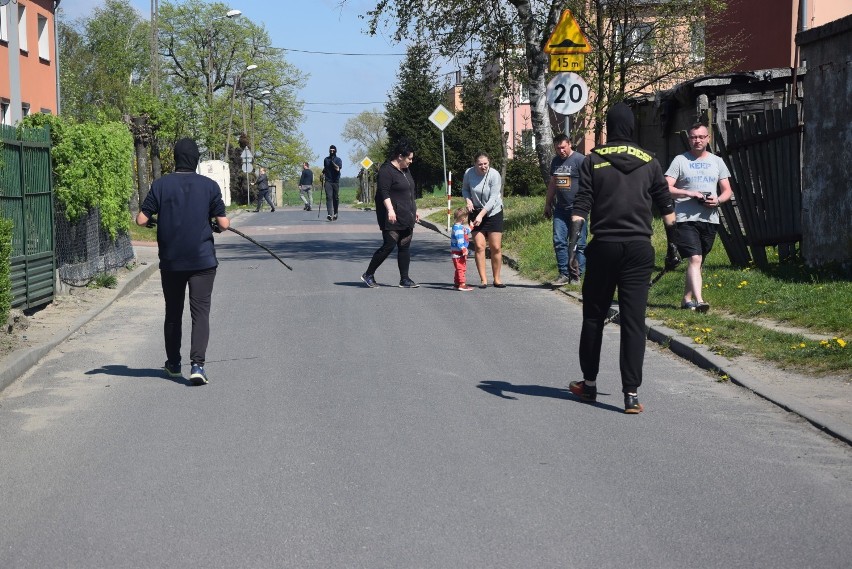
[0,218,11,327]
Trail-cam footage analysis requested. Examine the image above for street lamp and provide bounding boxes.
[224,63,258,177]
[249,88,272,168]
[206,8,242,158]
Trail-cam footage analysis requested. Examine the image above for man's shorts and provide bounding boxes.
[676,221,718,258]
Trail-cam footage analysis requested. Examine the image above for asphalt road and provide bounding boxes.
[1,208,850,568]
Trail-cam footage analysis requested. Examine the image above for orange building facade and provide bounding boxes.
[1,0,60,126]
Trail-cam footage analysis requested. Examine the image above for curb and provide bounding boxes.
[0,255,158,395]
[419,215,851,446]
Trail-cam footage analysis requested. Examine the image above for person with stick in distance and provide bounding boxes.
[323,145,343,221]
[665,123,733,313]
[135,138,230,386]
[361,139,420,288]
[568,103,681,414]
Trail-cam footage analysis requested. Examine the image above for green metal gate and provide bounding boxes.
[0,124,55,309]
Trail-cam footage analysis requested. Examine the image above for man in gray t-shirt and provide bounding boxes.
[665,123,733,313]
[544,134,586,286]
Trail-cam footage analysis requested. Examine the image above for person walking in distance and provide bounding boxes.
[254,167,275,212]
[544,134,586,286]
[361,140,420,289]
[568,103,681,414]
[135,138,230,386]
[665,123,733,313]
[323,145,343,221]
[450,207,473,291]
[298,162,314,211]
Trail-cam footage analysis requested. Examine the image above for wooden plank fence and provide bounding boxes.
[714,104,803,267]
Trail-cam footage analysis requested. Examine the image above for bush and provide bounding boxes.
[0,218,12,327]
[504,145,547,197]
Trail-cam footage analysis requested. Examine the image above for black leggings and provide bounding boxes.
[366,228,413,279]
[161,267,216,365]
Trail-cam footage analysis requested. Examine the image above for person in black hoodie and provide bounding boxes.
[136,138,230,386]
[568,103,681,413]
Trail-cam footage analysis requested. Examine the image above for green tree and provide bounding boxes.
[445,70,504,194]
[157,0,309,177]
[364,0,736,181]
[58,0,150,122]
[342,110,387,166]
[384,45,445,194]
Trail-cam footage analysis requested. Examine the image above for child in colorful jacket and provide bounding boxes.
[450,207,473,291]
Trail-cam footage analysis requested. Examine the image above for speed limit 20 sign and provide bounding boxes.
[546,72,589,115]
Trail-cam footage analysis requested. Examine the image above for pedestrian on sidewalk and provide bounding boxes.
[361,140,420,289]
[544,134,586,286]
[323,145,343,221]
[568,103,681,414]
[450,207,473,291]
[462,152,505,288]
[298,162,313,211]
[665,123,733,313]
[135,137,230,386]
[254,167,275,212]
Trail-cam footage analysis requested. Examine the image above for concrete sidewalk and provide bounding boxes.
[418,215,852,445]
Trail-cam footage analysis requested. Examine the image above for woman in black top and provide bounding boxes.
[361,140,420,288]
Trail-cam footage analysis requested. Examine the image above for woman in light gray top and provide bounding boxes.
[462,152,505,288]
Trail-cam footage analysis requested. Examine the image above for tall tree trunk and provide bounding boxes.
[513,0,556,183]
[150,131,163,181]
[124,114,151,214]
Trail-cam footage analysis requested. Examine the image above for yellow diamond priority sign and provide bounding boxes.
[428,104,455,131]
[544,10,591,55]
[360,157,373,169]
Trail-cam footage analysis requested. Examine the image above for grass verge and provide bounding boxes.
[419,196,851,375]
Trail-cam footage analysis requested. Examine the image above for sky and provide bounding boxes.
[58,0,437,176]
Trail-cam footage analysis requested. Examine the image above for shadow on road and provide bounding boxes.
[85,364,195,387]
[477,380,624,413]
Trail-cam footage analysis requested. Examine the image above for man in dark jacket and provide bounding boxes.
[568,102,681,413]
[254,167,275,212]
[322,145,343,221]
[298,162,314,211]
[136,138,230,385]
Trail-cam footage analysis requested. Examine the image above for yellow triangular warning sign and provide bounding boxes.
[544,10,591,55]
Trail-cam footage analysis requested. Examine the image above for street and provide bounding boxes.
[1,208,850,569]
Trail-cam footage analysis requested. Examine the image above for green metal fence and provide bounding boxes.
[0,124,55,309]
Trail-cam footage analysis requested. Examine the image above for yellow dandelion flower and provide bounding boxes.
[717,283,723,287]
[837,338,847,348]
[694,337,704,344]
[820,340,829,346]
[739,280,748,286]
[799,342,806,348]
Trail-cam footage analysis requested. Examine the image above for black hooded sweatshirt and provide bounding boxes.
[573,103,674,242]
[140,138,226,271]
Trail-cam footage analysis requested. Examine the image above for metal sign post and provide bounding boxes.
[428,105,455,231]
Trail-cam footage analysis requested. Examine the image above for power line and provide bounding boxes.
[300,101,386,106]
[278,47,405,56]
[303,109,365,115]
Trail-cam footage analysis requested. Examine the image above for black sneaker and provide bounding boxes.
[190,363,209,386]
[327,215,333,221]
[361,273,378,288]
[569,380,596,402]
[681,300,698,310]
[624,393,644,414]
[163,361,182,378]
[399,278,420,288]
[332,214,338,221]
[695,301,710,313]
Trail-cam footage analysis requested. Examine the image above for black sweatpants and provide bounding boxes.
[579,239,654,393]
[161,267,217,366]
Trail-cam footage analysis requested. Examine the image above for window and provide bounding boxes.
[0,5,8,43]
[519,84,530,104]
[1,100,10,126]
[38,14,49,60]
[690,22,705,63]
[18,4,27,52]
[22,103,30,117]
[616,22,653,62]
[521,129,535,150]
